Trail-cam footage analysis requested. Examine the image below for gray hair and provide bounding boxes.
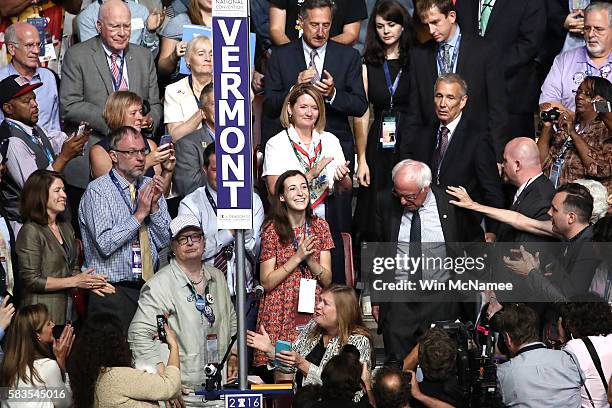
[4,24,18,45]
[585,2,612,27]
[574,179,609,222]
[391,159,432,189]
[298,0,336,19]
[435,73,468,98]
[108,126,142,150]
[185,35,212,63]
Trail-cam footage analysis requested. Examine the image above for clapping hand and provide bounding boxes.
[295,235,317,262]
[53,324,75,372]
[0,295,15,331]
[146,8,166,32]
[503,246,540,277]
[246,325,274,358]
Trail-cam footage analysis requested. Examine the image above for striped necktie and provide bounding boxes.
[479,0,495,36]
[111,53,128,90]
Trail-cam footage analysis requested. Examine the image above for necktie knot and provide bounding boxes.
[440,126,450,138]
[111,53,119,64]
[310,49,318,62]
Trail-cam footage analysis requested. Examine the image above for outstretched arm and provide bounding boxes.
[446,186,557,238]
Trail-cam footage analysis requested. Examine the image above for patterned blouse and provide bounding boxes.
[254,217,334,367]
[542,118,612,194]
[278,319,373,387]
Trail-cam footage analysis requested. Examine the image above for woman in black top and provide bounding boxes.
[353,0,414,242]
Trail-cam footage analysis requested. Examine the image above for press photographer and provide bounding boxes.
[497,303,584,407]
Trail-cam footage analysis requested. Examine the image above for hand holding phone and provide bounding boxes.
[273,340,292,367]
[156,314,168,343]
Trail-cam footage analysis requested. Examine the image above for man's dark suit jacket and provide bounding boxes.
[455,0,546,115]
[373,185,484,348]
[496,174,555,243]
[404,117,505,237]
[262,39,368,156]
[402,33,507,158]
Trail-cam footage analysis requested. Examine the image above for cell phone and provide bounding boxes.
[159,134,173,147]
[593,100,611,113]
[273,340,292,367]
[156,314,168,343]
[77,123,87,137]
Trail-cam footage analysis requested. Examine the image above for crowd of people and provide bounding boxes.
[0,0,612,406]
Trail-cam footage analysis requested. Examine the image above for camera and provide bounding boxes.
[156,315,167,343]
[204,363,218,377]
[540,107,561,123]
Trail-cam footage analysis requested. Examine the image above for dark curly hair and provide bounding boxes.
[320,349,363,401]
[560,294,612,338]
[418,327,457,381]
[66,314,133,407]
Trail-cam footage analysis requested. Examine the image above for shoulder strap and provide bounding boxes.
[581,337,609,391]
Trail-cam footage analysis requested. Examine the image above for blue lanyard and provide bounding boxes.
[110,54,126,91]
[188,75,201,108]
[109,171,140,214]
[6,121,54,165]
[436,34,461,75]
[383,60,402,109]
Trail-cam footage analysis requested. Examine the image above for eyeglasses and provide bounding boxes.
[176,233,203,246]
[9,41,42,51]
[392,187,423,201]
[104,22,131,33]
[112,148,147,157]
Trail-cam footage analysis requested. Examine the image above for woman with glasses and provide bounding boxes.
[90,91,174,179]
[538,76,612,194]
[164,35,213,142]
[16,170,113,325]
[128,215,237,407]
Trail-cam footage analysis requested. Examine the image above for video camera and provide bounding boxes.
[431,318,499,408]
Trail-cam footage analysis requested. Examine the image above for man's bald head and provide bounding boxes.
[5,22,41,74]
[502,137,543,186]
[373,366,411,408]
[97,0,131,53]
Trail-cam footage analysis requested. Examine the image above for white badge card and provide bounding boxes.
[131,241,142,279]
[206,334,220,364]
[297,278,317,314]
[381,115,397,149]
[131,17,145,30]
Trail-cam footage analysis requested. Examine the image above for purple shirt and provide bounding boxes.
[539,46,612,111]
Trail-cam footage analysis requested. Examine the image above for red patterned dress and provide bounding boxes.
[253,217,334,367]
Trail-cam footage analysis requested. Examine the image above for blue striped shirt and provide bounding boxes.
[78,169,171,282]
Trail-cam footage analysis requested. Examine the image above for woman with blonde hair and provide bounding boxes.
[0,304,74,407]
[262,84,351,218]
[164,35,214,141]
[89,91,173,179]
[247,284,372,387]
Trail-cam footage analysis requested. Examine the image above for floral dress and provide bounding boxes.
[543,118,612,194]
[254,217,334,367]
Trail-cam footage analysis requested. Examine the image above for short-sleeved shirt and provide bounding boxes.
[161,13,192,40]
[269,0,368,42]
[254,217,334,367]
[262,126,347,219]
[540,47,612,112]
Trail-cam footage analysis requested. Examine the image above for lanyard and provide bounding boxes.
[292,221,311,275]
[383,60,402,109]
[286,130,322,172]
[188,281,215,326]
[205,186,217,215]
[110,53,126,91]
[6,121,54,165]
[436,34,461,75]
[584,48,612,78]
[109,171,140,214]
[188,75,201,108]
